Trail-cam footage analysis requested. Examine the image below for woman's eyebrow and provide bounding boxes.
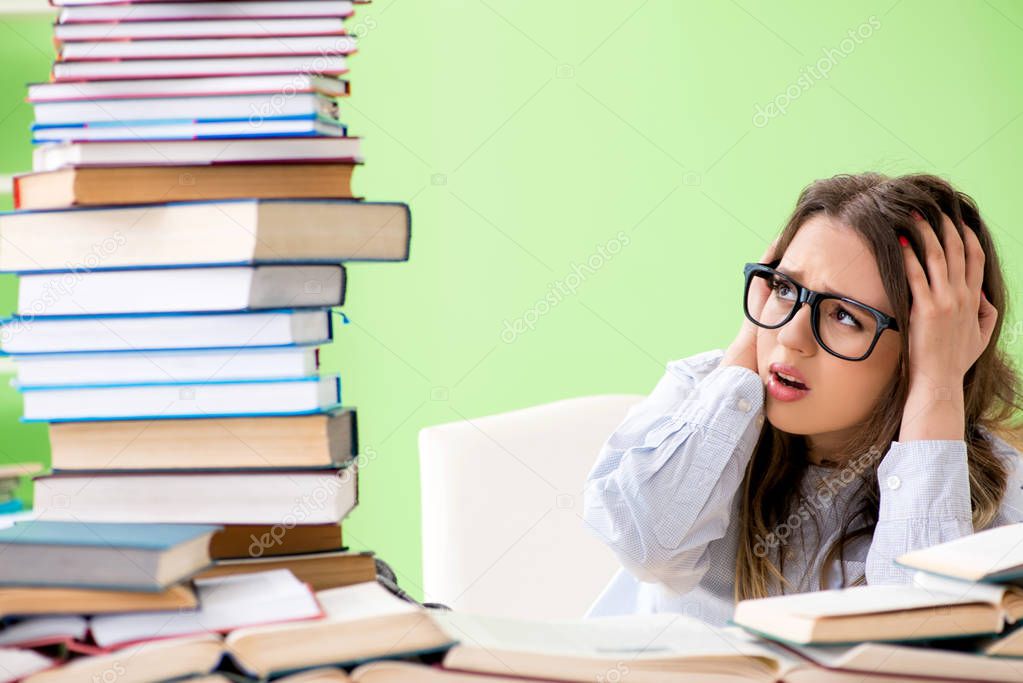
[778,264,889,313]
[776,265,845,299]
[777,263,895,317]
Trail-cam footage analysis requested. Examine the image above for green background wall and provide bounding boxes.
[0,1,1021,600]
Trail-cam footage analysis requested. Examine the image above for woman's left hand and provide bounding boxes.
[900,210,998,389]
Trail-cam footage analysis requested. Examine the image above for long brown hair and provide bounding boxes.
[734,172,1023,601]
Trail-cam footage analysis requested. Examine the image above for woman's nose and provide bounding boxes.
[775,302,816,354]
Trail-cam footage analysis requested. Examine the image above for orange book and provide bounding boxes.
[14,163,357,210]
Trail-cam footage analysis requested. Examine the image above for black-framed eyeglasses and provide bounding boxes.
[743,260,900,361]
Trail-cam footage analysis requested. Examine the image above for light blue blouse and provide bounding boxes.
[582,347,1023,626]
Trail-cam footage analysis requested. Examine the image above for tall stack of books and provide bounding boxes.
[1,0,409,590]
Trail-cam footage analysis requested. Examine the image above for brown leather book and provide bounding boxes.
[209,523,345,560]
[196,551,377,591]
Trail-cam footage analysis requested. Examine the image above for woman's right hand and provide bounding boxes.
[722,237,779,374]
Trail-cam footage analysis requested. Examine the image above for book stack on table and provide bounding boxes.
[0,520,456,682]
[2,0,409,602]
[7,1,1022,682]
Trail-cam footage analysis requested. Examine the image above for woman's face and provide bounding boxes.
[755,214,902,462]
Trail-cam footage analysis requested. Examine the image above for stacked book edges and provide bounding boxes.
[2,5,417,680]
[7,522,1023,681]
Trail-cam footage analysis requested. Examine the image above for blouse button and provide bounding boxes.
[886,475,901,490]
[737,398,752,413]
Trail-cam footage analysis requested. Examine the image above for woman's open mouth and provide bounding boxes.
[768,371,810,401]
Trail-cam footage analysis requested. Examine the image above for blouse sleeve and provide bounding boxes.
[581,348,765,595]
[866,430,1023,584]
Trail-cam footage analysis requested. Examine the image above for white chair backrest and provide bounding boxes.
[418,394,643,619]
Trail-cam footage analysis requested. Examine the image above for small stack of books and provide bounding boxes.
[1,0,408,589]
[728,522,1023,682]
[22,0,364,211]
[0,520,445,681]
[0,519,222,680]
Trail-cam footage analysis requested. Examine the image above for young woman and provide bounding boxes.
[582,172,1023,626]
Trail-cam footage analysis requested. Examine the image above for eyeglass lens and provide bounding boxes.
[747,270,879,359]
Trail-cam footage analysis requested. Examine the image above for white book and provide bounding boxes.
[0,648,53,683]
[788,640,1023,683]
[361,611,1023,683]
[897,522,1023,583]
[53,55,349,82]
[28,74,348,103]
[32,137,360,171]
[57,1,355,21]
[0,309,332,355]
[12,346,318,387]
[33,92,341,126]
[435,613,796,683]
[225,581,454,678]
[0,616,87,649]
[733,582,1023,645]
[91,570,322,649]
[55,17,348,42]
[22,635,221,683]
[33,117,345,143]
[61,35,356,61]
[21,375,340,421]
[18,265,345,316]
[0,200,403,270]
[33,467,357,524]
